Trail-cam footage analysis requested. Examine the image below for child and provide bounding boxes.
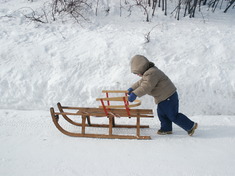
[127,55,198,136]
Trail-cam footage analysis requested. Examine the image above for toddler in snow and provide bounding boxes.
[127,55,198,136]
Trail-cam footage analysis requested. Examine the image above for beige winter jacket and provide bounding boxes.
[130,55,176,104]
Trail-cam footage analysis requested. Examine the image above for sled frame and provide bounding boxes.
[50,102,154,139]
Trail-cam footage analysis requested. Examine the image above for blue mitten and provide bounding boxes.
[127,88,133,95]
[128,92,137,102]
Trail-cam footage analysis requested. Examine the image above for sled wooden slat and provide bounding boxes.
[96,96,128,101]
[102,90,128,93]
[98,101,141,109]
[96,97,141,109]
[54,111,153,118]
[61,106,152,114]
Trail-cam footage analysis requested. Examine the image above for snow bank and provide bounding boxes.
[0,0,235,115]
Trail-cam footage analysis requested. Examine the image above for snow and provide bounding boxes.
[1,0,235,115]
[0,0,235,175]
[1,110,235,176]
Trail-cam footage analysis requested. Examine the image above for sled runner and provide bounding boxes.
[50,90,154,139]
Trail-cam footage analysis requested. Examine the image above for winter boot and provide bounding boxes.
[188,123,198,136]
[157,130,173,135]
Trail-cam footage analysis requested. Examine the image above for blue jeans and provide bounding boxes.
[157,92,194,132]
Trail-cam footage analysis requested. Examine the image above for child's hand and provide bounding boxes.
[128,92,137,102]
[127,88,133,95]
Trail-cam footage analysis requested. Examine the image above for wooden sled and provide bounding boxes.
[50,90,154,139]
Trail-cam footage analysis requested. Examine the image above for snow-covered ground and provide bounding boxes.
[0,0,235,175]
[1,110,235,176]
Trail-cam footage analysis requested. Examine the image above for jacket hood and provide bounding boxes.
[130,55,151,75]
